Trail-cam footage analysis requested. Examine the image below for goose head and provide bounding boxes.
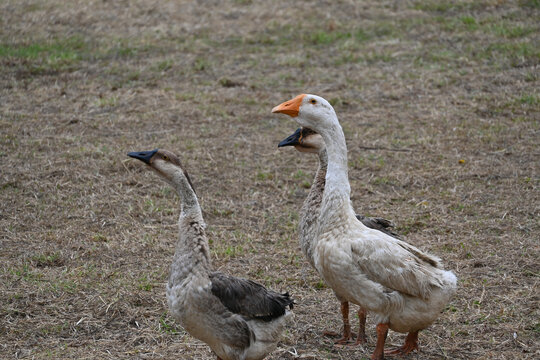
[272,94,337,132]
[128,149,195,190]
[278,127,324,154]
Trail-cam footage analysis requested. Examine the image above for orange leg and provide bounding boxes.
[354,307,368,345]
[323,301,352,344]
[371,323,389,360]
[384,331,419,356]
[335,301,352,345]
[334,301,353,344]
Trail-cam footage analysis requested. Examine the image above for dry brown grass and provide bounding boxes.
[1,0,539,359]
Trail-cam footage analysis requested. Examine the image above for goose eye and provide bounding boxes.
[310,99,317,104]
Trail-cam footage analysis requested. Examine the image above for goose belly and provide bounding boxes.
[166,282,226,354]
[313,239,403,325]
[169,295,244,360]
[387,287,453,333]
[313,240,383,309]
[389,269,457,333]
[166,286,209,339]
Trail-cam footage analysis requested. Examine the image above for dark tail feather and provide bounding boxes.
[281,292,294,310]
[356,215,401,239]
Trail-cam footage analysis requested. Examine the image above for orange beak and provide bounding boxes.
[271,94,306,118]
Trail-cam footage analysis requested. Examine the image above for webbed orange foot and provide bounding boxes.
[384,331,419,356]
[334,336,354,345]
[325,325,353,345]
[322,330,340,337]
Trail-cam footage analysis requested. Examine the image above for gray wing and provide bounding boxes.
[198,290,254,349]
[210,272,293,322]
[356,214,401,239]
[352,236,443,300]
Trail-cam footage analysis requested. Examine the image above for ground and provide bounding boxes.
[1,0,538,359]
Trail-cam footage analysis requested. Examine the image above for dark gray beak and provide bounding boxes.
[278,128,302,148]
[127,149,158,164]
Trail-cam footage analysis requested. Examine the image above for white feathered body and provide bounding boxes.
[313,193,457,333]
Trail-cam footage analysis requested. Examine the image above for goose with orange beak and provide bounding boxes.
[272,95,457,360]
[278,127,401,346]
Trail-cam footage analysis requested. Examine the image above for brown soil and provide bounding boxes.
[1,1,538,359]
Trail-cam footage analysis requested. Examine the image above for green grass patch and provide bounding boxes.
[11,263,42,282]
[490,24,536,38]
[413,1,457,12]
[40,322,69,336]
[213,244,246,258]
[153,59,173,72]
[314,280,327,289]
[104,38,160,59]
[460,16,478,30]
[306,29,372,45]
[418,48,461,66]
[192,57,210,72]
[518,93,539,105]
[158,313,181,334]
[137,275,154,291]
[477,41,540,65]
[0,36,86,60]
[364,51,395,64]
[256,171,273,181]
[294,170,307,179]
[303,25,397,48]
[519,0,540,8]
[32,252,64,267]
[412,0,483,13]
[0,36,89,73]
[95,96,118,108]
[372,176,393,185]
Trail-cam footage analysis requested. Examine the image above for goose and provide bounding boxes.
[272,95,457,359]
[278,127,400,346]
[128,149,294,360]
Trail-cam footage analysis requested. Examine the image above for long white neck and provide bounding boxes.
[168,168,211,288]
[317,117,357,232]
[321,118,351,200]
